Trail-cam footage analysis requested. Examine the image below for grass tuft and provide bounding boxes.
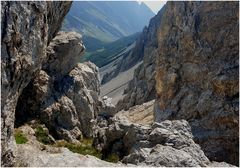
[35,126,53,145]
[104,153,120,163]
[15,130,28,144]
[54,138,102,159]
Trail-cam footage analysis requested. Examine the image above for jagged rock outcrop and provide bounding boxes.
[116,7,165,111]
[16,31,114,142]
[43,31,85,80]
[1,2,71,166]
[154,1,239,165]
[94,115,234,167]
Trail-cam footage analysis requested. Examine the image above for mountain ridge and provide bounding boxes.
[62,1,155,52]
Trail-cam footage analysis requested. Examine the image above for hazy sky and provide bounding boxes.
[141,1,166,14]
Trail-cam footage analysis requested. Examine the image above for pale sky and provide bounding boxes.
[141,1,167,14]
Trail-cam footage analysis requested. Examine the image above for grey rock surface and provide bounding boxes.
[16,145,121,167]
[94,110,236,167]
[16,32,114,142]
[1,1,71,166]
[14,125,121,167]
[43,31,85,80]
[94,115,212,167]
[115,99,154,125]
[154,1,239,165]
[16,145,120,167]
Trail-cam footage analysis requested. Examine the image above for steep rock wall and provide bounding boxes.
[155,1,239,165]
[1,2,71,166]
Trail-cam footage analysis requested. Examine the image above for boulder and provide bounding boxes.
[43,31,85,80]
[1,2,72,166]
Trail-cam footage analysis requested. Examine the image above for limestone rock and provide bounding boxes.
[154,1,239,165]
[16,31,114,141]
[208,161,236,167]
[1,2,71,166]
[16,144,121,167]
[43,31,85,80]
[99,96,115,116]
[115,99,154,125]
[95,112,236,166]
[94,114,212,167]
[14,124,120,166]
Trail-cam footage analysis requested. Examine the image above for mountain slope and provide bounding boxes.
[62,1,155,51]
[82,32,140,67]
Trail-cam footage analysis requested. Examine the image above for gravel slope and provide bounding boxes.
[100,62,142,105]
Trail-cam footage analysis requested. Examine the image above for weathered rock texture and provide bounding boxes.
[115,99,154,125]
[116,7,165,111]
[155,1,239,165]
[16,145,121,167]
[16,31,114,143]
[1,2,71,166]
[94,114,235,167]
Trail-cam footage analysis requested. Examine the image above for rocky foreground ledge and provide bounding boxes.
[93,112,235,167]
[15,125,121,167]
[13,109,234,167]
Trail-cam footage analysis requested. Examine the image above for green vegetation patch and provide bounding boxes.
[15,130,28,144]
[54,138,102,159]
[54,138,120,163]
[35,126,53,145]
[104,153,120,163]
[81,32,140,67]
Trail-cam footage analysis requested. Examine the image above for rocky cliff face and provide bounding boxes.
[155,1,239,165]
[1,2,72,166]
[116,7,165,111]
[2,1,238,167]
[16,31,114,142]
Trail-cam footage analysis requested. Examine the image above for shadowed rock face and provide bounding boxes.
[1,2,72,166]
[15,31,85,141]
[155,1,239,165]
